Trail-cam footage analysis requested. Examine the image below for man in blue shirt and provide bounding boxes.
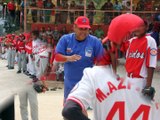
[55,16,103,101]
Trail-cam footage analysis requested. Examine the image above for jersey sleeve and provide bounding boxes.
[67,68,94,111]
[146,36,157,68]
[50,49,55,64]
[55,36,67,55]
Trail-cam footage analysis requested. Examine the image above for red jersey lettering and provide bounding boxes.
[125,35,157,78]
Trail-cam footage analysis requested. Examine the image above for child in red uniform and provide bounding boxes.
[122,21,157,93]
[5,34,16,69]
[17,34,26,73]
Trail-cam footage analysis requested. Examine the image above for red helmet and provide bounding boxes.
[104,13,144,44]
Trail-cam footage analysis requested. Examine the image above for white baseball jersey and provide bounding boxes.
[38,42,52,57]
[67,65,160,120]
[32,38,42,55]
[32,38,42,76]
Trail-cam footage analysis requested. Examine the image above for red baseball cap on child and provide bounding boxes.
[74,16,91,29]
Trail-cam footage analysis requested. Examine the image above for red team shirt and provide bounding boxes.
[25,41,32,54]
[5,38,16,49]
[125,35,157,78]
[17,41,25,53]
[50,46,56,64]
[7,2,15,10]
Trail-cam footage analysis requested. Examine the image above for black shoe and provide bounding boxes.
[24,72,28,75]
[30,75,36,79]
[57,87,62,89]
[50,87,57,91]
[8,66,12,69]
[10,67,14,69]
[17,70,21,73]
[24,72,30,76]
[23,70,27,74]
[28,74,32,76]
[32,78,38,82]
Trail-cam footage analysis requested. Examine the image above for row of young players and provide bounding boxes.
[0,31,56,86]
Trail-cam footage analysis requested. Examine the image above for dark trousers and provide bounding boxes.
[9,10,15,23]
[0,100,14,120]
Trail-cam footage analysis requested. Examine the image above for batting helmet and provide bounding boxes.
[103,13,144,44]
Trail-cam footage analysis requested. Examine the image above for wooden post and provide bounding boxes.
[130,0,133,13]
[24,0,27,32]
[84,0,86,16]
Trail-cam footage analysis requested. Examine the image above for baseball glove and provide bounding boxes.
[142,86,155,100]
[33,84,45,93]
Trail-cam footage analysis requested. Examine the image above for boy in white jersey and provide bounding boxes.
[32,31,42,81]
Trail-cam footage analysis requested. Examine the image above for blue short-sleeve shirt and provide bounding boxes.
[56,33,103,99]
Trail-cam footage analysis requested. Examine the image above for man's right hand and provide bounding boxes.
[66,54,81,62]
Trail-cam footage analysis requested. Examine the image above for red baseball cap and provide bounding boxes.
[74,16,91,29]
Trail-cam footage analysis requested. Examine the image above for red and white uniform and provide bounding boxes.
[32,38,43,77]
[32,39,42,55]
[23,32,31,41]
[25,41,32,55]
[37,42,53,79]
[17,41,25,53]
[124,35,157,89]
[67,66,160,120]
[25,40,36,76]
[5,38,16,50]
[38,42,49,58]
[13,36,19,50]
